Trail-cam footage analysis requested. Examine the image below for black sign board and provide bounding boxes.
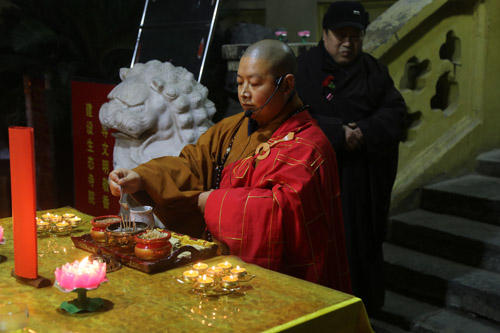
[131,0,220,82]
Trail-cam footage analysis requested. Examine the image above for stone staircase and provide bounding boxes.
[373,149,500,332]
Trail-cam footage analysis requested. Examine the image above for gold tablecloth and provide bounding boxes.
[0,207,373,332]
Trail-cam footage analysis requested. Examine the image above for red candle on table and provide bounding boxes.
[9,127,38,279]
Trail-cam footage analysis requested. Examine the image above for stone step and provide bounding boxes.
[375,290,500,333]
[421,174,500,226]
[388,209,500,273]
[477,149,500,178]
[383,243,500,323]
[369,317,410,333]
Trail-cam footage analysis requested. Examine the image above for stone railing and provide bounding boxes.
[365,0,500,209]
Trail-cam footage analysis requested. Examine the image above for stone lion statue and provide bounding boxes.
[99,60,216,170]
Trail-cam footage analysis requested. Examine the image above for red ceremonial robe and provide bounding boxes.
[205,111,351,292]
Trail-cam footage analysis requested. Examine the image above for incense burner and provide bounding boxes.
[105,221,148,252]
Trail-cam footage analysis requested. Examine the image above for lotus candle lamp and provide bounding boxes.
[0,225,4,244]
[54,257,107,313]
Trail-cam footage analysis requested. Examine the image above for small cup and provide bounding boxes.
[221,275,239,288]
[192,262,208,275]
[0,302,29,332]
[206,266,224,279]
[183,270,200,282]
[195,275,214,289]
[230,266,247,278]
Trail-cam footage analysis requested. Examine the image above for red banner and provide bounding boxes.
[71,80,119,217]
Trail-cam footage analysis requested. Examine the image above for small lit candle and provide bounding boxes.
[196,274,214,288]
[183,269,199,282]
[63,213,75,220]
[50,214,63,224]
[207,265,223,278]
[0,225,4,243]
[54,257,107,290]
[68,216,82,227]
[36,220,50,231]
[42,212,53,222]
[221,275,239,288]
[192,262,208,274]
[230,266,247,278]
[217,261,232,272]
[55,221,71,233]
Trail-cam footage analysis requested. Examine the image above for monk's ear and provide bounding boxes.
[283,74,295,94]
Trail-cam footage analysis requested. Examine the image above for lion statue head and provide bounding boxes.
[99,60,216,170]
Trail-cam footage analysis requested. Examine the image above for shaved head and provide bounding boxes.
[241,39,297,77]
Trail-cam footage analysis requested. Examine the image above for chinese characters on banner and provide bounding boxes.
[71,80,120,216]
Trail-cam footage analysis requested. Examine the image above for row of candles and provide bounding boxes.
[53,258,246,292]
[183,261,247,289]
[36,212,82,235]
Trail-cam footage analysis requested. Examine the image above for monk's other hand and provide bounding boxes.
[198,190,214,214]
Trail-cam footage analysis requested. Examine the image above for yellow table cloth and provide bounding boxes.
[0,207,373,332]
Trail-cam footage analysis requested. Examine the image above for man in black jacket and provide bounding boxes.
[296,0,408,313]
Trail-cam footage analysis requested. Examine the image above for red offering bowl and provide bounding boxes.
[90,215,121,243]
[134,229,172,261]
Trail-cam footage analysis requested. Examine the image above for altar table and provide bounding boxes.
[0,207,373,332]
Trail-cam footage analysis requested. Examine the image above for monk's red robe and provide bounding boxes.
[205,111,351,292]
[133,109,351,292]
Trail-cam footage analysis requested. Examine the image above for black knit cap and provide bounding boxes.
[322,1,369,31]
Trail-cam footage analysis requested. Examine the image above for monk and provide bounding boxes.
[109,39,351,292]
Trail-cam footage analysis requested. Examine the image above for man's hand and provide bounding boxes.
[198,190,214,214]
[108,168,143,197]
[344,122,364,151]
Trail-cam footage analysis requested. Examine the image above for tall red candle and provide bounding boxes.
[9,126,38,279]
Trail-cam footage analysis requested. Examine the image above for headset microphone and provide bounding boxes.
[244,75,285,118]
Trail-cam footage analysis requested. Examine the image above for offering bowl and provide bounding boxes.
[105,221,148,252]
[133,229,172,261]
[90,215,121,243]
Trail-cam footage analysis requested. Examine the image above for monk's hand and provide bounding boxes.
[109,168,142,197]
[198,190,214,214]
[343,123,364,151]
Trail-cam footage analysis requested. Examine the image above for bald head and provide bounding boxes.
[242,39,297,77]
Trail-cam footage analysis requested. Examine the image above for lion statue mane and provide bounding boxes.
[99,60,216,170]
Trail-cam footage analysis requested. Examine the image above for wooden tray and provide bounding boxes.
[71,233,218,274]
